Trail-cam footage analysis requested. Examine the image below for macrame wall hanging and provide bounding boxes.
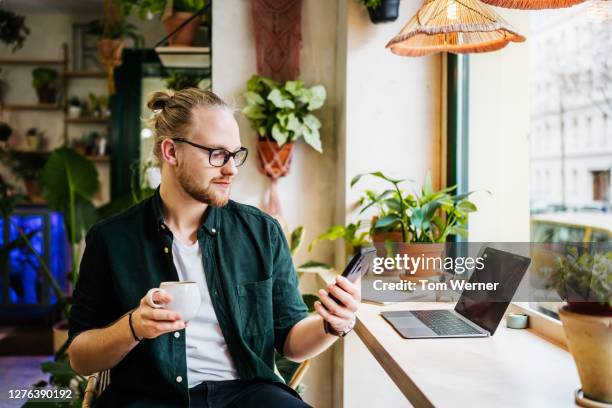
[250,0,303,217]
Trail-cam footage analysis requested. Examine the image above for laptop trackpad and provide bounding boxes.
[382,312,437,337]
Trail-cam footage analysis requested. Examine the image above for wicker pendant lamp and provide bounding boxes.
[480,0,584,9]
[386,0,526,57]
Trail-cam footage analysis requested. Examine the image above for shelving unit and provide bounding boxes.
[3,104,61,111]
[8,149,108,163]
[65,117,109,124]
[1,43,110,158]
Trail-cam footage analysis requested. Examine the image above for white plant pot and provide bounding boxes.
[145,166,161,189]
[68,106,82,118]
[559,305,612,404]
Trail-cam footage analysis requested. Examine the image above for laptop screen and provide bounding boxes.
[454,247,531,335]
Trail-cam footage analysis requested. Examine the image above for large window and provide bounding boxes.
[464,3,612,320]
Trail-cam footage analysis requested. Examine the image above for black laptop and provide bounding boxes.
[381,247,531,338]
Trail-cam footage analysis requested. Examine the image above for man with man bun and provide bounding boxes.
[67,88,360,407]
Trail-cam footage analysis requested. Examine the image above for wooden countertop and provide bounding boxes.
[316,270,580,407]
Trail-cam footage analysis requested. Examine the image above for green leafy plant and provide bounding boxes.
[351,171,481,243]
[546,246,612,314]
[120,0,208,19]
[164,71,207,91]
[31,67,58,90]
[41,146,100,284]
[0,9,30,52]
[308,220,370,253]
[242,75,327,153]
[362,0,382,9]
[86,18,143,47]
[68,96,81,107]
[0,151,47,181]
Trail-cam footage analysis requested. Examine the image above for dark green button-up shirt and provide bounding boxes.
[68,188,308,407]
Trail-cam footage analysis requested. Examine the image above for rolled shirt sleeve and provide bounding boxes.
[270,221,309,356]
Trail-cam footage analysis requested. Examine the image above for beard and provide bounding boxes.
[176,160,230,207]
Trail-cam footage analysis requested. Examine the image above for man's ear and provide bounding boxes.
[160,139,179,167]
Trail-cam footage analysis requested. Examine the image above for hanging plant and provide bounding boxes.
[241,74,326,215]
[120,0,209,46]
[242,75,327,154]
[91,0,143,94]
[362,0,400,24]
[0,9,30,52]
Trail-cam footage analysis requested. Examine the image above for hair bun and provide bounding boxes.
[147,91,173,111]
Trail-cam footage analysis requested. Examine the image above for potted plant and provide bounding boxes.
[32,67,59,104]
[121,0,208,46]
[0,150,48,202]
[362,0,401,24]
[547,246,612,404]
[25,127,42,150]
[0,9,30,52]
[242,74,327,178]
[164,70,207,91]
[0,121,12,149]
[309,220,371,256]
[351,171,480,279]
[67,96,82,118]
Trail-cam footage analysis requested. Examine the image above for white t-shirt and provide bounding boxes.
[171,238,238,387]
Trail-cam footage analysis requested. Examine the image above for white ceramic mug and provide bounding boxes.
[145,281,202,321]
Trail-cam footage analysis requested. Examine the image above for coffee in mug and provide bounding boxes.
[145,281,202,321]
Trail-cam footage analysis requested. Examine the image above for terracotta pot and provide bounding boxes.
[372,231,444,281]
[559,305,612,403]
[256,140,295,179]
[163,13,202,46]
[35,87,57,104]
[52,320,69,354]
[97,38,125,67]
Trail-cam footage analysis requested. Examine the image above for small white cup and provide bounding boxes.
[145,281,202,321]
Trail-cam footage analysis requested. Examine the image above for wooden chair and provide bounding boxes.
[82,360,310,407]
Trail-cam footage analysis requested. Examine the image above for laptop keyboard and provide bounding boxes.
[411,310,483,336]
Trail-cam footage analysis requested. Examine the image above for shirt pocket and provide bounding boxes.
[236,277,273,336]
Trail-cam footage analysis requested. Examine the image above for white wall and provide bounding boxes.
[337,1,442,266]
[212,0,338,269]
[467,9,532,242]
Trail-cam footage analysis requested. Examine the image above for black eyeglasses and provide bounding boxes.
[172,138,249,167]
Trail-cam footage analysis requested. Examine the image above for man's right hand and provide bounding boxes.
[131,291,186,340]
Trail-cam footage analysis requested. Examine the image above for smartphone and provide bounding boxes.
[327,246,376,304]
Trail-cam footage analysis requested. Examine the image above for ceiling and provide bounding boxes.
[5,0,103,14]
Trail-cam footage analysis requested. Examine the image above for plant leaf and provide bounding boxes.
[302,126,322,153]
[290,226,305,257]
[303,113,322,130]
[271,123,288,145]
[243,91,264,105]
[375,214,401,229]
[307,85,327,110]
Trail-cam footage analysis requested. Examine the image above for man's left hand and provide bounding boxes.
[314,275,361,334]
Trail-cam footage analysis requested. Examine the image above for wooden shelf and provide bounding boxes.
[65,117,110,124]
[7,149,50,155]
[5,103,61,111]
[64,71,106,78]
[0,58,64,66]
[87,155,110,162]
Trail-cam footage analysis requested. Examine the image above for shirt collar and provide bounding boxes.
[152,186,220,237]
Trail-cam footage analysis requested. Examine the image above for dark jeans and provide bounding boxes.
[188,379,312,408]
